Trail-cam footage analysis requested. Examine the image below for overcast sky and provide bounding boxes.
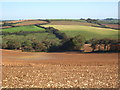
[1,1,118,20]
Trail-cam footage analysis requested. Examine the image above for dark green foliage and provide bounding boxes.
[90,38,120,52]
[32,40,47,52]
[21,40,33,51]
[6,39,21,49]
[45,27,68,40]
[1,41,7,49]
[60,35,85,51]
[2,23,13,26]
[90,39,99,52]
[21,46,33,52]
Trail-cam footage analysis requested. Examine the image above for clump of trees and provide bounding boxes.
[86,18,100,25]
[58,35,85,51]
[2,39,51,52]
[1,34,85,52]
[90,38,120,52]
[7,40,21,50]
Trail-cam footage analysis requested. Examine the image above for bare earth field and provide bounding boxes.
[49,21,99,26]
[2,49,119,88]
[103,24,119,30]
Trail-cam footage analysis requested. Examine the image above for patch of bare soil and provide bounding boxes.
[2,49,119,88]
[49,21,98,26]
[103,24,119,29]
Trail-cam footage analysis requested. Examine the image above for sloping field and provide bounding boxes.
[1,25,45,33]
[13,20,48,26]
[2,49,118,66]
[103,24,119,29]
[43,25,118,40]
[2,49,118,88]
[5,20,28,24]
[0,26,12,29]
[49,21,99,26]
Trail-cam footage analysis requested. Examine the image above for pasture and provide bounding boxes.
[43,25,118,40]
[1,25,45,33]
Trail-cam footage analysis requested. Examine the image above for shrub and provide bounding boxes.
[60,35,85,51]
[6,39,21,49]
[90,38,119,52]
[90,39,99,52]
[32,40,47,52]
[2,41,7,49]
[21,40,33,51]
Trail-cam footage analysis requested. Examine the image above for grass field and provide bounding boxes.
[43,25,118,40]
[1,25,45,33]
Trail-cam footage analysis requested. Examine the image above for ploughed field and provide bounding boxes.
[2,49,118,88]
[103,24,120,30]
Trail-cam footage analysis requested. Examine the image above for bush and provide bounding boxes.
[21,40,33,51]
[6,39,21,49]
[90,38,119,52]
[2,41,8,49]
[32,40,47,52]
[60,35,85,51]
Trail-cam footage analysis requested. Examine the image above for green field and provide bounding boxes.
[43,25,118,40]
[1,25,45,33]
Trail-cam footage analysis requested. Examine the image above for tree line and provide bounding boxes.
[1,36,119,52]
[90,39,120,52]
[1,35,85,52]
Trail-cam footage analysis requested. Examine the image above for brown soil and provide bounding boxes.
[49,21,99,26]
[2,49,119,88]
[103,24,119,29]
[13,20,47,26]
[6,20,29,24]
[0,26,12,29]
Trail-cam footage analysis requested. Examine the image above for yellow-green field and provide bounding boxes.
[2,25,45,33]
[43,25,118,40]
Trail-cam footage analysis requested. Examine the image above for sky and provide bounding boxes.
[1,1,118,20]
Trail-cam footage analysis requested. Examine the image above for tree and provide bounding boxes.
[102,39,111,51]
[1,41,7,49]
[32,40,47,52]
[90,39,98,52]
[21,40,33,51]
[6,39,21,49]
[60,35,85,51]
[109,39,119,52]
